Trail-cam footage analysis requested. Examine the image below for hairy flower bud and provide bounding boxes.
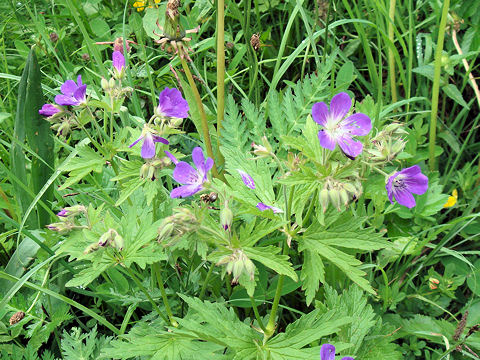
[220,206,233,231]
[101,77,110,91]
[83,243,100,254]
[366,122,407,163]
[113,234,125,251]
[217,249,255,281]
[98,229,117,247]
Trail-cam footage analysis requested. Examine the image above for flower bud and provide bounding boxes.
[339,189,349,206]
[328,189,341,211]
[98,229,116,247]
[108,77,116,89]
[113,234,124,251]
[319,189,329,213]
[220,206,233,231]
[101,77,109,91]
[83,243,100,254]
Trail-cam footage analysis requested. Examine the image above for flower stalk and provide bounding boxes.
[429,0,450,171]
[178,47,220,179]
[122,266,169,324]
[153,262,178,327]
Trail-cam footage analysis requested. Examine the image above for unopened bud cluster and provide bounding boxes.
[101,76,133,98]
[140,156,172,180]
[47,205,87,233]
[319,178,362,212]
[84,228,124,254]
[157,208,199,246]
[365,123,407,164]
[252,136,274,159]
[217,248,255,281]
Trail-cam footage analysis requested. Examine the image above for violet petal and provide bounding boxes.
[152,135,169,145]
[329,92,351,120]
[318,130,336,151]
[172,162,199,184]
[320,344,336,360]
[237,169,255,189]
[55,94,79,106]
[39,104,60,116]
[171,184,203,198]
[164,150,179,165]
[129,134,144,148]
[343,113,372,136]
[337,136,363,159]
[141,133,156,159]
[61,80,78,97]
[394,188,416,208]
[112,50,125,72]
[312,102,329,126]
[158,87,189,118]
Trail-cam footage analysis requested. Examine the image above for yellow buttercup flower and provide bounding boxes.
[133,0,161,12]
[443,189,458,208]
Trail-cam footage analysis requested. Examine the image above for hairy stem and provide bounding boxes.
[388,0,397,103]
[199,262,215,300]
[123,266,169,324]
[216,0,225,142]
[178,49,220,179]
[153,262,178,327]
[428,0,450,171]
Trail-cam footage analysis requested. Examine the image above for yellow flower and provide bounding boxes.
[133,0,161,11]
[443,189,458,208]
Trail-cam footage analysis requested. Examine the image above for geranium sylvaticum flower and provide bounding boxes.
[237,169,255,189]
[54,75,87,106]
[256,202,283,213]
[320,344,354,360]
[129,125,169,159]
[312,92,371,159]
[39,104,61,117]
[386,165,428,208]
[169,147,213,198]
[112,50,125,77]
[156,87,189,119]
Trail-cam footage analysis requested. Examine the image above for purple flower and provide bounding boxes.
[157,87,189,119]
[320,344,354,360]
[54,75,87,106]
[170,147,213,198]
[256,202,283,214]
[129,126,169,159]
[312,92,371,159]
[386,165,428,208]
[112,50,125,73]
[57,209,68,217]
[39,104,61,117]
[237,169,255,189]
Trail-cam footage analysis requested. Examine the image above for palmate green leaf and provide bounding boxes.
[321,286,376,353]
[299,216,388,296]
[317,286,402,359]
[262,309,352,360]
[244,246,297,281]
[61,326,112,360]
[222,94,250,152]
[301,249,324,306]
[59,145,104,190]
